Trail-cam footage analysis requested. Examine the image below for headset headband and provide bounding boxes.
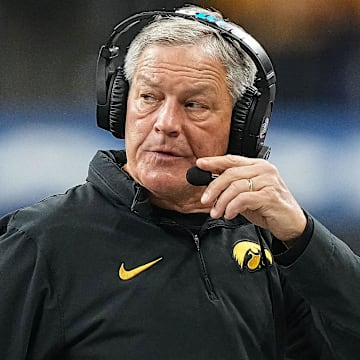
[98,9,276,94]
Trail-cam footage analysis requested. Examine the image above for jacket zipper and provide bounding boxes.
[193,233,217,301]
[158,219,218,301]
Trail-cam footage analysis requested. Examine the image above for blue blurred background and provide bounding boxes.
[1,0,359,253]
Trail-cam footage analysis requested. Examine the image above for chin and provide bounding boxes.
[141,170,188,194]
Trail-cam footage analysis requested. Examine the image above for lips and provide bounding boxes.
[154,150,179,157]
[145,148,190,165]
[150,147,184,158]
[150,152,181,162]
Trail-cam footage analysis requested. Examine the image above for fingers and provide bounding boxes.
[202,173,272,219]
[207,178,257,219]
[196,154,258,174]
[198,156,274,218]
[195,155,307,240]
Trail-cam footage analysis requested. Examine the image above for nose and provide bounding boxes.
[153,99,182,137]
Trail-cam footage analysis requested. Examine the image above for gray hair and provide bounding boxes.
[123,6,257,103]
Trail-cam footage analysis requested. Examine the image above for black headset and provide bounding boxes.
[96,6,276,159]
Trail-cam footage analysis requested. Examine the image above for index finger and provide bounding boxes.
[196,154,259,174]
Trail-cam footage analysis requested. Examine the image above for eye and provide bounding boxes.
[185,101,208,110]
[140,94,157,103]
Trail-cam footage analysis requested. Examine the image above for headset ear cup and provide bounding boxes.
[109,69,129,138]
[227,86,259,156]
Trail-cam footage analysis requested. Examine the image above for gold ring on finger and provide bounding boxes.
[247,178,254,192]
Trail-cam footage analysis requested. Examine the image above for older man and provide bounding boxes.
[0,5,359,360]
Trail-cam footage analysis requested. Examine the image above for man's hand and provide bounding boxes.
[197,155,307,241]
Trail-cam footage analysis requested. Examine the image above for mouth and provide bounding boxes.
[150,147,184,158]
[150,151,182,162]
[145,148,190,166]
[154,150,180,157]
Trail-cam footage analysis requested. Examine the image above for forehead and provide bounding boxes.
[133,44,229,88]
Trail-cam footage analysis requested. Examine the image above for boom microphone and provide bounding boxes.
[186,167,218,186]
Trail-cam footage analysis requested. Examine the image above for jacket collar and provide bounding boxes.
[87,149,249,228]
[87,150,153,217]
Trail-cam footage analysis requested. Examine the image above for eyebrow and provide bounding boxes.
[135,73,218,96]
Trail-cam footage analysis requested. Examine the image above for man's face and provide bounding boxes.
[124,44,233,200]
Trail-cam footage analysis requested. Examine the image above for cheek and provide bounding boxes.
[125,108,153,147]
[218,119,232,143]
[189,122,231,156]
[124,121,145,163]
[216,113,232,150]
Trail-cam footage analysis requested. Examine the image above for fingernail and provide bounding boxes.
[201,192,209,203]
[210,208,219,219]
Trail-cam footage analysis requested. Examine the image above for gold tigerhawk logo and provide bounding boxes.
[233,241,273,272]
[119,257,163,281]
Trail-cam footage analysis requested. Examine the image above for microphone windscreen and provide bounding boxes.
[186,167,213,186]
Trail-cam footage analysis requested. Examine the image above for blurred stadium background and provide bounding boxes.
[1,0,359,253]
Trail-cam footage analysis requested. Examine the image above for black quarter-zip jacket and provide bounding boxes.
[1,150,358,359]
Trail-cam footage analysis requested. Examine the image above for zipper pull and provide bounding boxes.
[193,234,200,251]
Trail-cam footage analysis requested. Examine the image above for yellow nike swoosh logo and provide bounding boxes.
[119,257,163,281]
